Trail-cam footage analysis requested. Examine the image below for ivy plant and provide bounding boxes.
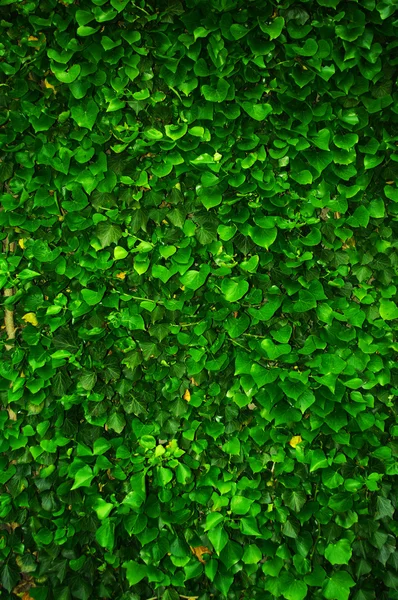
[0,0,397,599]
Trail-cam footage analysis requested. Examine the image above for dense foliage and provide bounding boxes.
[1,0,397,599]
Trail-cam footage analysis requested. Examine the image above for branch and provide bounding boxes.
[3,239,15,350]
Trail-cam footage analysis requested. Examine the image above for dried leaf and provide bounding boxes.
[190,545,212,563]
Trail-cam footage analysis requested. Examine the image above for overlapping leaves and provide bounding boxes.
[0,0,397,599]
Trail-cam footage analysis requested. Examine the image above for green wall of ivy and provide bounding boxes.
[0,0,397,599]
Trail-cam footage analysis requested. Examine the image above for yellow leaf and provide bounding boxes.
[165,439,177,451]
[116,272,126,280]
[183,389,191,401]
[44,79,56,93]
[18,239,26,249]
[22,313,38,327]
[28,35,38,41]
[289,435,302,449]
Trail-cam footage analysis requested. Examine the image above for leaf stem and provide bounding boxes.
[310,520,321,559]
[243,333,267,338]
[130,296,163,304]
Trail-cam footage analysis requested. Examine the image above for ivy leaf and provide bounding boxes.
[221,279,249,302]
[323,571,355,600]
[123,560,147,586]
[96,221,123,248]
[379,299,398,320]
[283,490,307,512]
[95,518,115,551]
[375,496,395,520]
[325,539,353,565]
[81,287,106,306]
[0,563,19,592]
[71,465,94,490]
[202,78,230,103]
[258,16,285,39]
[71,99,99,130]
[208,526,228,554]
[241,102,273,121]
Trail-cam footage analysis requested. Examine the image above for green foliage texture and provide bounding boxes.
[0,0,398,599]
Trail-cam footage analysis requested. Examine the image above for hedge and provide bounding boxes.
[0,0,397,599]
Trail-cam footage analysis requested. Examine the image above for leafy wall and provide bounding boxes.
[0,0,397,599]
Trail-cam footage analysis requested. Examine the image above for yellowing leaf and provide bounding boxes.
[7,407,17,421]
[289,435,302,448]
[166,439,177,451]
[22,313,38,326]
[28,35,38,41]
[18,239,26,249]
[116,272,126,280]
[183,389,191,401]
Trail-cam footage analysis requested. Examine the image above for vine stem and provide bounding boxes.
[3,238,15,350]
[310,519,321,559]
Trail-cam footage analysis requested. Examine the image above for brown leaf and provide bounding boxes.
[190,545,212,564]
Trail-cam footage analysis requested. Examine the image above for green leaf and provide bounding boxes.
[230,23,249,40]
[53,64,81,83]
[220,540,243,570]
[231,496,252,515]
[283,490,307,512]
[334,133,358,149]
[283,580,308,600]
[375,496,395,520]
[180,265,211,290]
[249,225,277,249]
[310,449,328,472]
[208,526,228,554]
[221,279,249,302]
[96,221,122,248]
[241,101,272,121]
[95,518,115,551]
[81,287,106,306]
[323,571,355,600]
[165,123,188,140]
[202,78,230,103]
[291,170,313,185]
[379,299,398,320]
[93,498,114,520]
[106,411,126,433]
[258,16,284,39]
[123,560,147,585]
[71,99,99,130]
[242,544,262,564]
[71,465,94,490]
